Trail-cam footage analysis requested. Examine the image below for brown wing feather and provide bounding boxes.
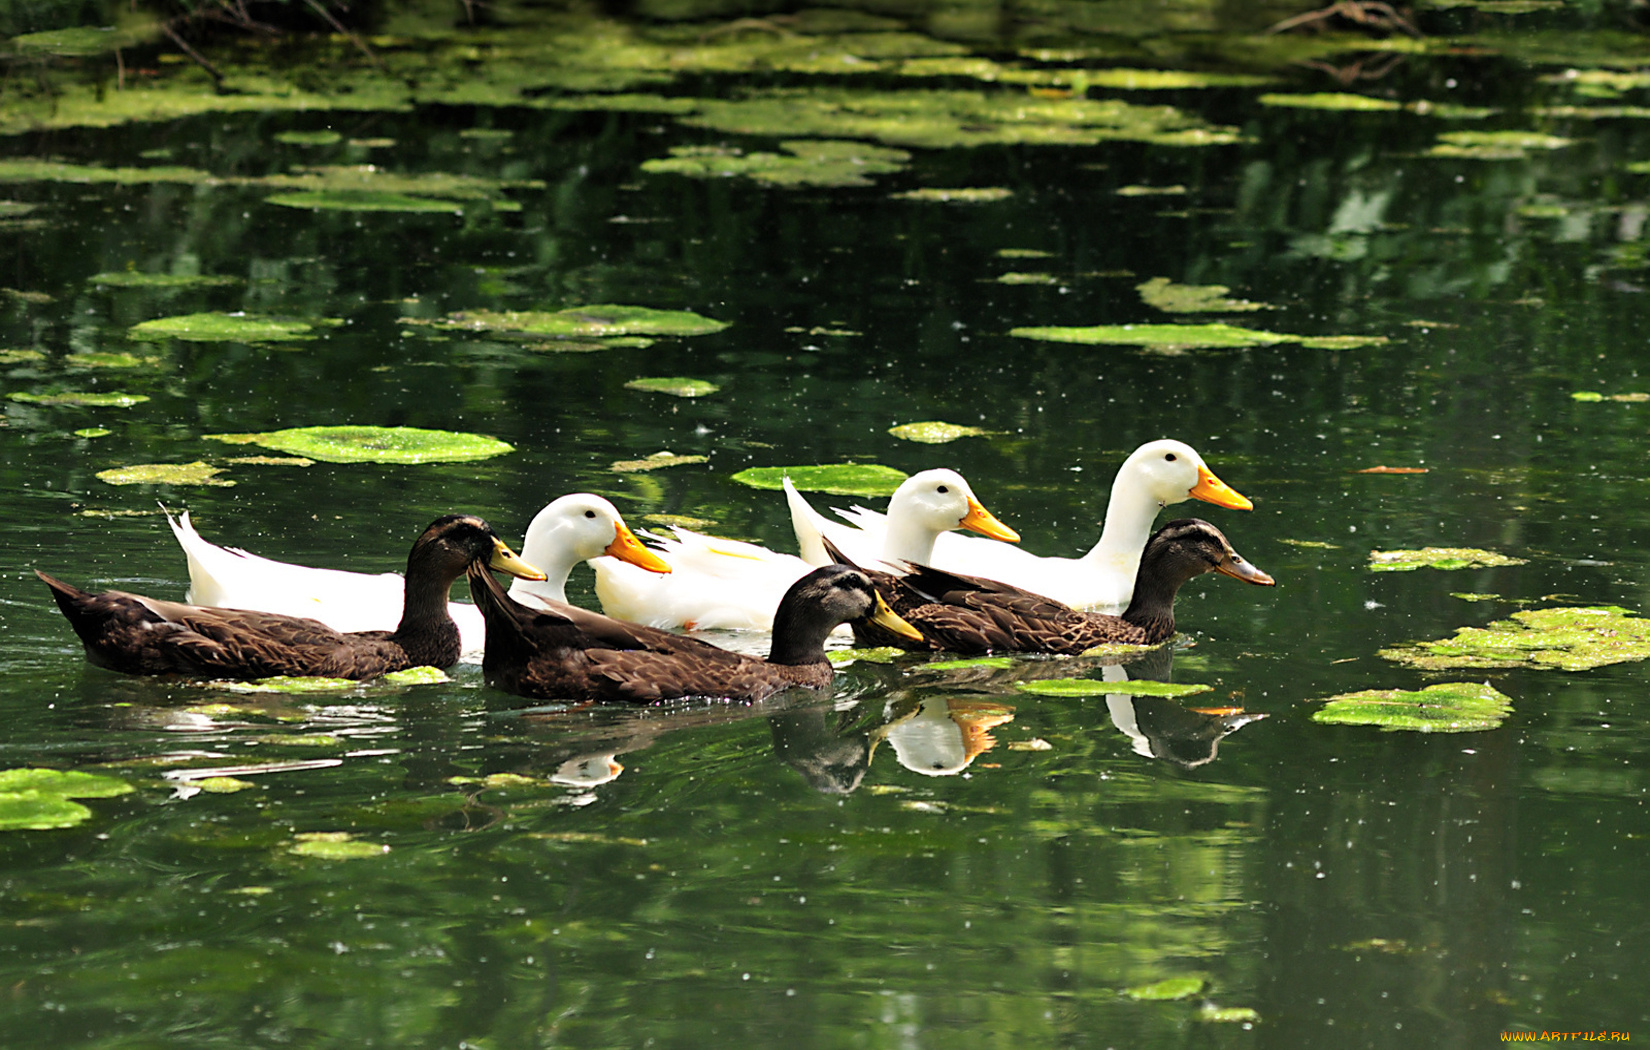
[467,561,828,703]
[848,563,1154,656]
[38,570,416,680]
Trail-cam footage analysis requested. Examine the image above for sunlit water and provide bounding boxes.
[2,7,1648,1047]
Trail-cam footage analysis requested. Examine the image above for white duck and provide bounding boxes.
[792,439,1251,612]
[167,493,671,655]
[592,468,1019,631]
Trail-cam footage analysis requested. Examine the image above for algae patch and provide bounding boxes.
[888,421,1000,443]
[1137,277,1271,313]
[129,313,326,343]
[96,462,233,487]
[1015,678,1212,698]
[205,425,513,465]
[731,463,908,497]
[1010,322,1382,351]
[1368,547,1527,572]
[611,451,708,472]
[642,141,910,188]
[287,831,389,860]
[1311,682,1513,733]
[1381,606,1650,672]
[8,391,150,408]
[624,377,720,397]
[0,767,134,832]
[426,305,728,342]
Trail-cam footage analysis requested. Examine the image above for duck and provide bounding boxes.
[167,493,671,654]
[39,515,545,681]
[795,439,1251,612]
[470,560,925,704]
[834,518,1274,655]
[591,468,1018,631]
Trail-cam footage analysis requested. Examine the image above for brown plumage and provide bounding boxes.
[835,518,1274,655]
[38,514,543,681]
[469,561,923,704]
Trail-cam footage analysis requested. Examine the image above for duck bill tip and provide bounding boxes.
[1216,556,1274,587]
[1190,465,1253,511]
[490,540,547,581]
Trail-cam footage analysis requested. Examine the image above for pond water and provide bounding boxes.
[2,3,1649,1046]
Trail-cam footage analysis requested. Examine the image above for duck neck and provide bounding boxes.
[1120,547,1198,644]
[878,515,942,566]
[392,560,462,664]
[1079,477,1161,579]
[768,602,834,666]
[507,529,574,605]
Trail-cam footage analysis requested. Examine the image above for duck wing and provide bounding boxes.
[37,570,413,679]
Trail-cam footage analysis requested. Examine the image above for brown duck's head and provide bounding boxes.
[770,565,923,664]
[1146,519,1274,588]
[409,514,546,582]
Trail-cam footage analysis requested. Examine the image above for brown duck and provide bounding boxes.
[834,518,1274,655]
[38,514,544,680]
[468,560,923,703]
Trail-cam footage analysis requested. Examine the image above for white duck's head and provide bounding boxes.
[885,469,1020,549]
[512,494,669,604]
[1118,440,1252,512]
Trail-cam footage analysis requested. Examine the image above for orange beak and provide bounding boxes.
[1188,464,1253,511]
[604,522,672,574]
[959,495,1020,543]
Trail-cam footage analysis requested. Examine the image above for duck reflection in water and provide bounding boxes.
[770,694,1014,791]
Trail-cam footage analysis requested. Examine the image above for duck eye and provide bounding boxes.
[1165,453,1177,462]
[584,510,597,519]
[937,485,950,494]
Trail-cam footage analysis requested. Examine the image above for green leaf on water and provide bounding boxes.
[73,428,112,438]
[994,272,1059,285]
[66,352,160,369]
[732,463,908,496]
[1082,69,1272,90]
[265,191,468,213]
[1428,130,1575,159]
[381,666,450,685]
[1297,335,1391,350]
[1010,322,1292,350]
[89,272,240,289]
[611,451,709,473]
[887,421,1000,444]
[1368,547,1527,572]
[1137,276,1270,313]
[1015,678,1212,698]
[827,646,907,665]
[1311,681,1514,733]
[96,461,233,487]
[288,832,389,860]
[205,425,513,465]
[8,391,150,408]
[624,377,720,397]
[429,305,729,340]
[1572,391,1649,402]
[221,676,357,693]
[0,792,93,831]
[129,312,322,343]
[1258,92,1402,112]
[642,140,910,188]
[274,130,344,146]
[1380,606,1650,672]
[0,768,134,799]
[1199,1004,1262,1024]
[193,777,257,793]
[922,656,1018,671]
[1124,975,1207,1001]
[891,187,1013,203]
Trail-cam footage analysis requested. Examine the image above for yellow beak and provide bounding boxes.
[604,522,672,574]
[959,495,1020,543]
[869,592,925,643]
[1188,464,1253,511]
[489,538,546,581]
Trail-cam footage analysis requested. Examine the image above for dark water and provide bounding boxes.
[2,8,1648,1047]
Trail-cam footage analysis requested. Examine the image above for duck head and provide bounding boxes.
[1120,439,1252,512]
